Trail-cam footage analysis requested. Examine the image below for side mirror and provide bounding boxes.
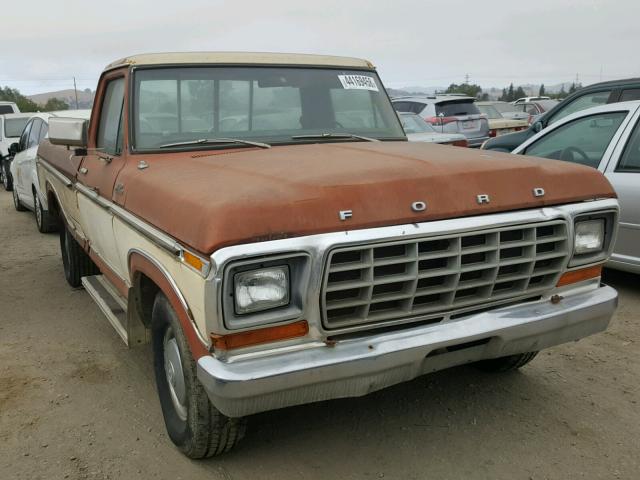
[48,117,88,148]
[8,142,19,156]
[533,121,543,133]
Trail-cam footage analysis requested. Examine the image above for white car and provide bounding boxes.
[398,112,468,146]
[10,110,91,232]
[513,101,640,273]
[0,101,20,114]
[0,113,34,190]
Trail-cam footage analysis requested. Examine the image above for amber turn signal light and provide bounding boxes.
[211,320,309,350]
[556,264,603,287]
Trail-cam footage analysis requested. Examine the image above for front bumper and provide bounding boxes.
[198,284,617,417]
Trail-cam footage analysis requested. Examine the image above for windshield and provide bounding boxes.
[133,67,405,150]
[4,118,30,138]
[493,103,519,114]
[435,100,480,117]
[399,113,435,133]
[538,100,559,111]
[477,104,502,119]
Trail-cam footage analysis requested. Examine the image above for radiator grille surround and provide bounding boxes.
[321,220,569,330]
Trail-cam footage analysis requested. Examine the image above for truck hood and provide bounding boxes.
[120,141,615,254]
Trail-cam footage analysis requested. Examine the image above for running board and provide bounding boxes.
[82,275,148,347]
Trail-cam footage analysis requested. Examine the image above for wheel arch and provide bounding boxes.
[128,249,210,359]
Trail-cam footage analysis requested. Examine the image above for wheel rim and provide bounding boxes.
[35,195,42,227]
[163,327,188,421]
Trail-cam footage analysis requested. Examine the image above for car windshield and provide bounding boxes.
[4,117,30,138]
[399,113,435,134]
[493,103,520,114]
[537,100,559,111]
[133,67,405,150]
[435,100,480,117]
[477,105,502,119]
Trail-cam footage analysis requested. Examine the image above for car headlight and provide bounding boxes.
[234,266,290,315]
[574,219,605,255]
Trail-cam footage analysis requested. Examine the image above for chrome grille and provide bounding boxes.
[321,220,569,330]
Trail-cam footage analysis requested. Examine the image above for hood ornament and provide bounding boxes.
[339,210,353,221]
[411,201,427,212]
[533,187,545,197]
[477,194,490,204]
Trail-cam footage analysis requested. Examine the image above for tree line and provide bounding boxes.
[0,86,69,112]
[443,81,583,102]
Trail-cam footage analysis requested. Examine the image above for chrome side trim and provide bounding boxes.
[37,157,73,188]
[127,248,210,348]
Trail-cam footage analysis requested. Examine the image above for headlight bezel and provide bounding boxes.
[222,253,310,330]
[569,211,616,267]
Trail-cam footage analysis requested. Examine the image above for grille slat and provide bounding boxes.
[322,220,569,330]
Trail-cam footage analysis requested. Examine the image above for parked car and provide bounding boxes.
[476,102,529,137]
[513,101,640,273]
[392,95,489,147]
[483,78,640,152]
[490,101,529,121]
[397,112,468,146]
[10,110,91,232]
[0,112,35,190]
[0,101,20,114]
[39,52,618,458]
[512,99,559,119]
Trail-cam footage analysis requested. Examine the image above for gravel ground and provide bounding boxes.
[0,190,638,480]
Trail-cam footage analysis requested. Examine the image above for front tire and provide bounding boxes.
[34,192,57,233]
[476,351,539,372]
[12,187,27,211]
[3,163,13,191]
[59,224,99,287]
[152,293,246,458]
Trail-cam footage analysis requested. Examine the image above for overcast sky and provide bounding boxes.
[1,0,638,95]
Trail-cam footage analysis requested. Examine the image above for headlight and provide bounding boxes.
[574,219,605,255]
[234,266,290,315]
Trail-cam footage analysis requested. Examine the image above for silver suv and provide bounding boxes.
[392,94,490,147]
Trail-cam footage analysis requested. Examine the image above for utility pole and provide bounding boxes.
[464,73,470,84]
[73,76,79,109]
[575,73,580,87]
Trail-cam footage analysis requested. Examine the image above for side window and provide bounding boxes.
[27,119,42,149]
[525,111,627,168]
[97,77,125,155]
[620,89,640,102]
[409,102,425,114]
[616,118,640,172]
[547,90,612,125]
[39,122,49,142]
[19,121,32,150]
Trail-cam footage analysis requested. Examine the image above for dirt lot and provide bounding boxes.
[0,190,638,480]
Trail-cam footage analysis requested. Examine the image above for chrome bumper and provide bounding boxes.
[197,285,617,417]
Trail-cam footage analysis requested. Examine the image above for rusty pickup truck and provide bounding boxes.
[37,52,619,458]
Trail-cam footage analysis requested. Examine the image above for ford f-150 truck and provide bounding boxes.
[37,52,620,458]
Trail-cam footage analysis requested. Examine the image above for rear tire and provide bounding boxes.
[3,162,13,191]
[59,224,99,288]
[34,192,57,233]
[152,293,246,458]
[476,352,539,372]
[12,187,27,211]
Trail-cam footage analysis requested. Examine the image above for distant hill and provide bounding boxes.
[28,89,94,109]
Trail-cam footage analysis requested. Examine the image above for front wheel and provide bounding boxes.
[152,293,246,458]
[12,187,27,211]
[476,352,539,372]
[2,163,13,191]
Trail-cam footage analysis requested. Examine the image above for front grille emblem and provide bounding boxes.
[533,187,545,197]
[411,201,427,212]
[339,210,353,221]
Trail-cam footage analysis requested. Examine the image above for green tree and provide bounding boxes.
[445,82,483,98]
[507,83,515,102]
[514,86,527,100]
[43,97,69,111]
[0,86,39,112]
[539,84,545,96]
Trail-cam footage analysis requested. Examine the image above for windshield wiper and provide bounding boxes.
[290,133,379,142]
[159,138,271,149]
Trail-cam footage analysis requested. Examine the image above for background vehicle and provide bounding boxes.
[0,112,35,190]
[476,102,528,137]
[513,101,640,273]
[512,99,559,120]
[483,78,640,152]
[397,112,467,146]
[514,96,551,104]
[0,101,20,114]
[491,101,529,121]
[392,95,489,147]
[10,110,91,232]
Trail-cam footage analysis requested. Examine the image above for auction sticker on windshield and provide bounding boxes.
[338,74,379,92]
